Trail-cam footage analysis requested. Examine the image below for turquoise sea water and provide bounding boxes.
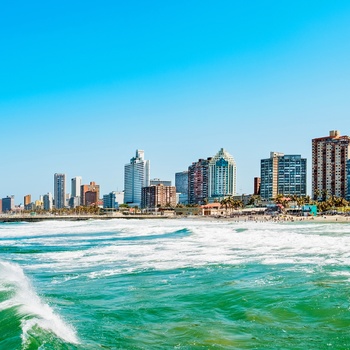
[1,218,350,349]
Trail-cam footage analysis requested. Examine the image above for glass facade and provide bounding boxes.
[260,158,275,199]
[260,153,306,199]
[54,173,66,209]
[175,171,188,194]
[277,155,307,197]
[208,148,236,199]
[103,192,117,209]
[124,150,150,206]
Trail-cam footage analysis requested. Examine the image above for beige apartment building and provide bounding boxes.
[141,184,177,209]
[312,130,350,200]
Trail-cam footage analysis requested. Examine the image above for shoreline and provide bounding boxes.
[194,214,350,223]
[0,214,172,223]
[1,213,350,223]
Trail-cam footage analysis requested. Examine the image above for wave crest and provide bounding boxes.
[0,260,79,345]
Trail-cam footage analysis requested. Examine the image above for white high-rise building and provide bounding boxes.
[54,173,66,209]
[70,176,82,207]
[71,176,82,198]
[208,148,236,199]
[124,150,150,206]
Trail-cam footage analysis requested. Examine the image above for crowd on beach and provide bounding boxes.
[210,213,350,223]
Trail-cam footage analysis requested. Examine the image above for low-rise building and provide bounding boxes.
[103,192,118,209]
[85,191,98,206]
[81,182,100,206]
[141,185,176,209]
[2,196,15,213]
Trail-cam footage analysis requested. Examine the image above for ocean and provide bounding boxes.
[0,218,350,349]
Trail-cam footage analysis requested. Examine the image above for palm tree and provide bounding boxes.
[294,196,304,207]
[274,194,284,205]
[304,195,311,204]
[247,195,260,206]
[333,196,348,209]
[228,196,238,213]
[232,199,243,210]
[321,189,328,202]
[317,200,331,213]
[290,194,298,202]
[220,198,229,215]
[313,188,321,201]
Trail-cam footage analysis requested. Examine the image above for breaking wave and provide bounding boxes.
[0,260,79,348]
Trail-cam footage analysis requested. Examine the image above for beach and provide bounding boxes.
[1,212,350,224]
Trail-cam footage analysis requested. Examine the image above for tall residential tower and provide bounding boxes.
[188,148,237,204]
[188,158,211,205]
[175,170,189,204]
[70,176,82,208]
[208,148,237,199]
[71,176,82,198]
[124,150,150,206]
[260,152,306,199]
[312,130,350,199]
[54,173,66,209]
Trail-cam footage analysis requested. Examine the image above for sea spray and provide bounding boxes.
[0,260,79,346]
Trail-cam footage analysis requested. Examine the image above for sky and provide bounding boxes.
[1,1,350,203]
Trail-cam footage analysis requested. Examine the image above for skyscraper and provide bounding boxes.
[312,130,350,200]
[69,176,82,208]
[188,158,211,205]
[277,155,306,197]
[175,171,188,194]
[54,173,66,209]
[260,152,282,200]
[43,192,53,211]
[188,148,237,204]
[24,194,31,210]
[71,176,82,198]
[124,150,150,206]
[175,170,189,204]
[260,152,307,199]
[208,148,236,199]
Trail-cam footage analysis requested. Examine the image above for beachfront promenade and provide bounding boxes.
[1,212,350,223]
[0,213,171,223]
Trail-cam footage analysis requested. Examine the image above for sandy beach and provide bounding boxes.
[1,212,350,223]
[194,213,350,223]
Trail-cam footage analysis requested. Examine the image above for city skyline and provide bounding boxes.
[0,136,344,205]
[1,2,350,201]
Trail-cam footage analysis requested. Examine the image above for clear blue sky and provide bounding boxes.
[1,1,350,203]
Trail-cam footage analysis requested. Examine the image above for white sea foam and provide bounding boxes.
[0,260,79,345]
[2,219,350,276]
